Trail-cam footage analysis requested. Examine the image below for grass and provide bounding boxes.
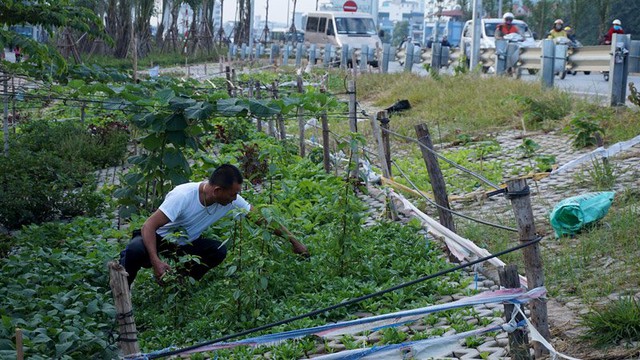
[581,297,640,348]
[330,72,575,140]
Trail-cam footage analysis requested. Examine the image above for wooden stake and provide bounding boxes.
[297,75,305,157]
[15,328,23,360]
[372,111,391,179]
[414,123,456,233]
[255,81,262,132]
[379,112,392,177]
[225,66,232,96]
[269,81,278,137]
[321,110,330,173]
[347,80,358,179]
[506,178,549,357]
[499,265,532,360]
[108,261,140,356]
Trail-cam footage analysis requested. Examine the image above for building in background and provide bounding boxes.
[378,0,424,44]
[423,0,463,46]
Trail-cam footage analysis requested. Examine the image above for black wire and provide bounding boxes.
[148,236,542,359]
[380,127,502,190]
[390,160,519,232]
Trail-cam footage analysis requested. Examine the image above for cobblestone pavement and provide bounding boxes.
[444,129,640,227]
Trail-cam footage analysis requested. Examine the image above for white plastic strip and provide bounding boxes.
[552,134,640,175]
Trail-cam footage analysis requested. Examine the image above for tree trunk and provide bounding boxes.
[114,0,133,58]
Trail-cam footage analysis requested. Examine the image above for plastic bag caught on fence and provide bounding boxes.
[549,191,615,238]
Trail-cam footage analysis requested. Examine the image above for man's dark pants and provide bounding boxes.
[119,230,227,285]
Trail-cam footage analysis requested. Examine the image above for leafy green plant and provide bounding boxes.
[513,95,571,127]
[629,82,640,107]
[380,328,407,344]
[0,218,122,359]
[565,111,606,149]
[581,297,640,347]
[517,138,541,158]
[585,158,618,191]
[535,154,557,172]
[465,336,483,348]
[0,147,103,229]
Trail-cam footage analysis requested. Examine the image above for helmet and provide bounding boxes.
[503,12,514,20]
[613,19,622,25]
[554,19,564,25]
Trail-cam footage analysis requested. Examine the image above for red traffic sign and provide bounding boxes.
[343,0,358,12]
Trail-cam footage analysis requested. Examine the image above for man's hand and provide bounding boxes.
[152,260,171,285]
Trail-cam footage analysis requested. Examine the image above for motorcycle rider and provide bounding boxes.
[604,19,624,45]
[564,26,577,43]
[495,12,519,40]
[548,19,568,40]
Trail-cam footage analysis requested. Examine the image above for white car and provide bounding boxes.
[461,18,538,50]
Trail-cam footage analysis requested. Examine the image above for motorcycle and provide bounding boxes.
[498,32,525,78]
[552,36,589,77]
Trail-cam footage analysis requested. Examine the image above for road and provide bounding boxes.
[385,60,639,105]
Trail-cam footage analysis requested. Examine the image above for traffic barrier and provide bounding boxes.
[566,45,610,73]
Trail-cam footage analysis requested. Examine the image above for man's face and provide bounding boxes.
[505,17,513,24]
[216,183,242,205]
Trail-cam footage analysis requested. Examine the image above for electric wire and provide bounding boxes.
[148,236,542,359]
[380,127,502,190]
[390,159,518,232]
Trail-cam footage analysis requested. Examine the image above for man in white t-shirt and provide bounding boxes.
[119,164,309,286]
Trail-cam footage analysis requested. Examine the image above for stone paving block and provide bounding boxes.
[458,348,481,359]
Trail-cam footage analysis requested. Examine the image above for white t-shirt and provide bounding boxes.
[156,182,251,244]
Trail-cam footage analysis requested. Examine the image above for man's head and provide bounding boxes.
[503,12,514,24]
[208,164,243,205]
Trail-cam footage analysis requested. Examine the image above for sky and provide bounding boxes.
[223,0,323,25]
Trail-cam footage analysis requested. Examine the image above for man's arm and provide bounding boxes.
[248,206,309,257]
[141,210,172,280]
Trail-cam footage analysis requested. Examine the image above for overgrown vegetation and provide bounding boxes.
[581,297,640,348]
[0,121,128,229]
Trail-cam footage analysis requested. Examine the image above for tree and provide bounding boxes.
[392,21,409,46]
[0,0,109,69]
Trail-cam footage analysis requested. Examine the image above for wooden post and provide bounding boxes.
[3,75,9,157]
[499,265,532,360]
[372,111,391,179]
[321,110,331,173]
[506,178,549,357]
[231,68,237,97]
[347,80,359,178]
[108,261,140,356]
[80,102,86,125]
[379,112,392,177]
[15,328,23,360]
[132,33,138,82]
[255,81,262,132]
[297,75,305,157]
[269,82,278,137]
[225,66,232,96]
[414,123,456,233]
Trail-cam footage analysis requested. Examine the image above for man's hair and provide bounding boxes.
[209,164,243,188]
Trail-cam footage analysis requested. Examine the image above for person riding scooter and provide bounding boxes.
[495,12,519,40]
[604,19,624,45]
[548,19,568,40]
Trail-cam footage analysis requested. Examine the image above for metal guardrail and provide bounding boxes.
[567,46,610,73]
[227,37,640,85]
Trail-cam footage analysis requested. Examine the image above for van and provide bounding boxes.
[269,28,304,44]
[303,11,381,50]
[461,18,538,50]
